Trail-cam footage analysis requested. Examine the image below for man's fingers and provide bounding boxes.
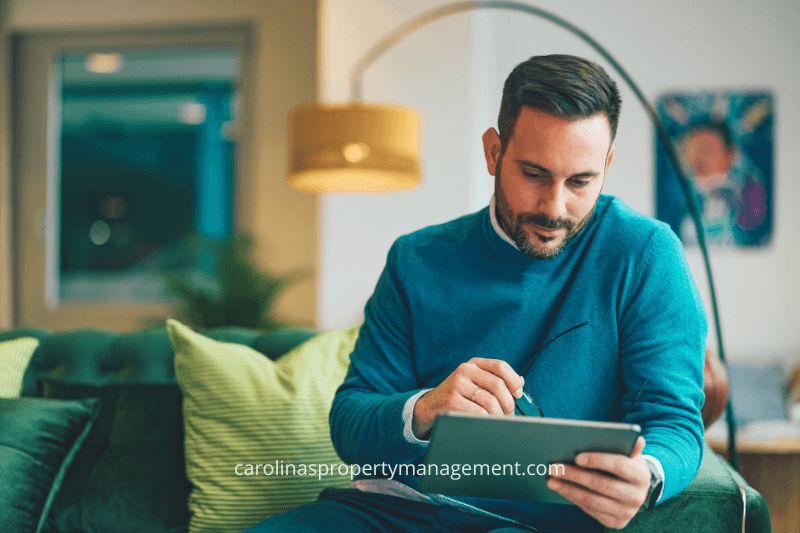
[548,478,637,529]
[469,357,524,396]
[453,372,503,415]
[465,386,504,415]
[552,465,642,508]
[444,357,526,417]
[464,365,517,414]
[547,478,626,520]
[549,445,650,530]
[574,452,644,484]
[452,393,490,416]
[630,436,646,457]
[575,504,630,531]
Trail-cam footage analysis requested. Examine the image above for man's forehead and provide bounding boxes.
[510,108,611,142]
[506,108,613,167]
[514,106,611,130]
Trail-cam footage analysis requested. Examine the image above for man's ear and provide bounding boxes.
[482,128,502,176]
[605,143,616,173]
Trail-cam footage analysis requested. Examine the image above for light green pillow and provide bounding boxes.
[167,319,357,533]
[0,337,39,398]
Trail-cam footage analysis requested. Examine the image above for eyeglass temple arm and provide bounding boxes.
[515,320,590,418]
[623,377,650,420]
[518,320,590,377]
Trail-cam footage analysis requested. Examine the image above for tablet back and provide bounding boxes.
[418,413,640,504]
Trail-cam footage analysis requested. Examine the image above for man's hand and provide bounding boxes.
[547,436,651,530]
[412,357,524,439]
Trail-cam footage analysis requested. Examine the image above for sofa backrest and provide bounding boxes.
[0,326,318,397]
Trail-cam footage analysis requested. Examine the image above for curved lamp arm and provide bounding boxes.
[351,0,737,468]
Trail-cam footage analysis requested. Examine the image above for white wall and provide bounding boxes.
[319,0,800,363]
[319,0,478,328]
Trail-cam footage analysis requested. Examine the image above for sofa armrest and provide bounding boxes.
[613,444,771,532]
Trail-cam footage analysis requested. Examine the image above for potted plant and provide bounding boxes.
[165,234,305,330]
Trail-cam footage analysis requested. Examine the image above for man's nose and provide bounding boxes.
[537,183,567,220]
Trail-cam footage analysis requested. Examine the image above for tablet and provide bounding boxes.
[418,412,640,504]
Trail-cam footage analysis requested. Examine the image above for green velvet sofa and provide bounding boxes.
[0,326,771,532]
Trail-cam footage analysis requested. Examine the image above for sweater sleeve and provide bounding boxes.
[618,226,708,503]
[329,240,429,466]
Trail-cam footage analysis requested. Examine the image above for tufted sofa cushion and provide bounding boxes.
[0,326,318,398]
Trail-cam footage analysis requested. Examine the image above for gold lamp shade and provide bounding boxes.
[287,103,421,193]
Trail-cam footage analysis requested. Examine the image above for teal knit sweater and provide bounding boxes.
[330,194,707,530]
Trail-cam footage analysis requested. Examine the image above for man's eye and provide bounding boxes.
[570,179,591,187]
[524,173,545,180]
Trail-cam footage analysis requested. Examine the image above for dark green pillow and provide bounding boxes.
[41,381,190,533]
[0,397,99,533]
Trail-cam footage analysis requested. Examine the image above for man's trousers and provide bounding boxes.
[243,488,574,533]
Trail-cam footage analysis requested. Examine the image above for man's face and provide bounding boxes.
[482,107,615,259]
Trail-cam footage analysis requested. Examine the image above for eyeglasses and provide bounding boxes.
[513,320,650,419]
[514,320,589,417]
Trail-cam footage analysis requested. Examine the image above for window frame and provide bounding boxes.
[12,26,253,330]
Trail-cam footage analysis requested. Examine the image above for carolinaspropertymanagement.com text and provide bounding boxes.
[234,461,565,481]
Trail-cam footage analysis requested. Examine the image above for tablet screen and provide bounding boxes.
[418,413,640,504]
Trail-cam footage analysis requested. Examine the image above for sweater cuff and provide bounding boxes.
[402,388,434,445]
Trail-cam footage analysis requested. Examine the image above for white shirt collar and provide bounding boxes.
[489,195,520,250]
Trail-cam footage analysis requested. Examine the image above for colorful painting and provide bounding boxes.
[655,92,773,247]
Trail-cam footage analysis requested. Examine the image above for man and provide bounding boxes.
[250,54,707,532]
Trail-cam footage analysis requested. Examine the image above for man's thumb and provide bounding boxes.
[631,436,646,457]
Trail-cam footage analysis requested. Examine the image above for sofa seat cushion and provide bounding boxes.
[0,397,99,533]
[168,319,357,532]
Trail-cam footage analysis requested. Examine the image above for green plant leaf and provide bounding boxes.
[163,234,306,330]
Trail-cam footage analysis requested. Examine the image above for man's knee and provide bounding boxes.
[241,490,378,532]
[241,508,328,533]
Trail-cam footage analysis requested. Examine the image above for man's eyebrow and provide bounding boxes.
[516,160,601,178]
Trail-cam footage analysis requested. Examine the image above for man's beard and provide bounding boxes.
[495,163,596,260]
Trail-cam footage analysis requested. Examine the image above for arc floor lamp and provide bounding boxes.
[287,0,738,467]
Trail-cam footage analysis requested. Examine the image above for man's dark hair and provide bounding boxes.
[686,119,733,149]
[497,54,622,149]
